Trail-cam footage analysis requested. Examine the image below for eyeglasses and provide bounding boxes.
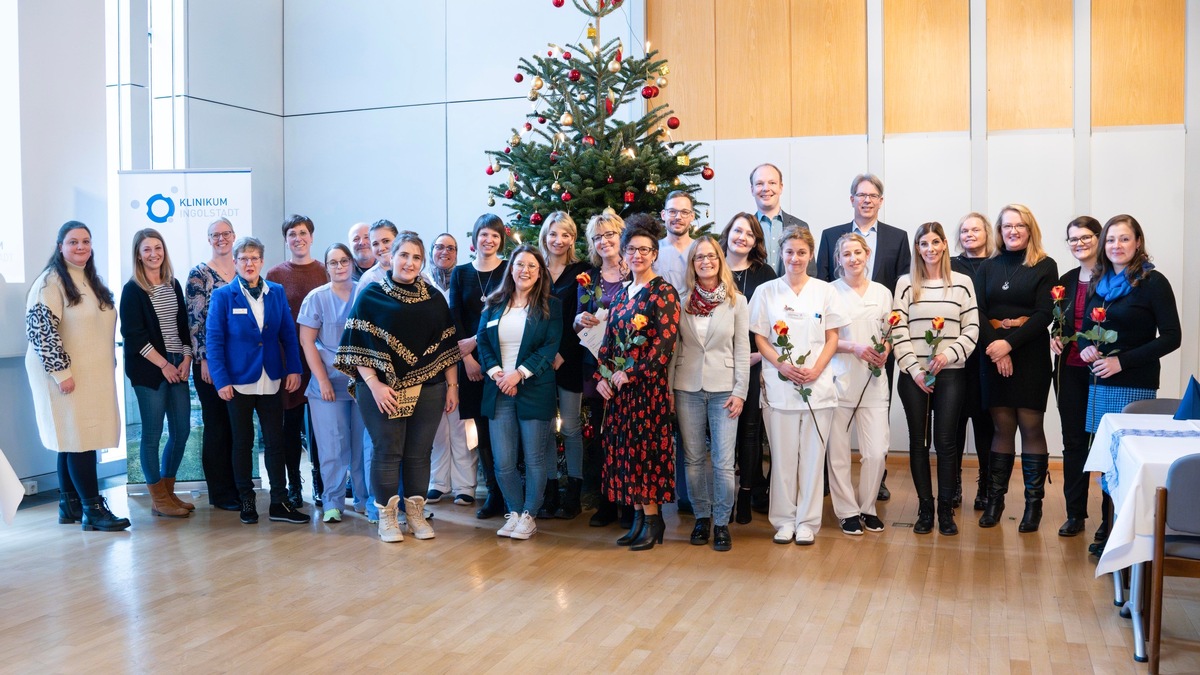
[512,262,540,271]
[236,256,262,264]
[210,232,235,241]
[433,244,458,253]
[694,253,720,263]
[1001,223,1029,232]
[1066,234,1096,246]
[854,193,882,201]
[326,259,352,268]
[591,231,618,243]
[625,246,655,257]
[663,209,694,218]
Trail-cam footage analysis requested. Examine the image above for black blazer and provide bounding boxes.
[816,221,911,294]
[119,278,192,388]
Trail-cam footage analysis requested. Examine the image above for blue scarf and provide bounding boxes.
[1095,263,1154,302]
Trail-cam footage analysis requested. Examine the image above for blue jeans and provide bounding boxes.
[491,397,552,514]
[675,389,739,526]
[544,385,584,479]
[132,352,192,485]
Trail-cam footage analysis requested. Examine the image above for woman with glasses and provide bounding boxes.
[120,228,194,519]
[596,215,680,551]
[575,211,630,527]
[298,244,367,522]
[669,236,748,551]
[718,213,777,524]
[1077,215,1180,554]
[206,237,306,525]
[186,217,239,509]
[951,213,995,512]
[478,245,562,540]
[974,205,1058,532]
[538,213,590,519]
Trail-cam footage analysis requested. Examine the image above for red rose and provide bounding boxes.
[1091,306,1107,323]
[931,317,945,331]
[575,271,592,287]
[1051,285,1066,301]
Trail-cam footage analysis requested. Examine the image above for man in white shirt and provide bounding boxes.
[750,163,814,276]
[655,190,696,293]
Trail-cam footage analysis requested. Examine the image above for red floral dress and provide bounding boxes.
[598,277,681,505]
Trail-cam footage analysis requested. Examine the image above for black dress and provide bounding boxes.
[731,263,777,492]
[448,261,506,418]
[549,261,591,394]
[974,249,1058,411]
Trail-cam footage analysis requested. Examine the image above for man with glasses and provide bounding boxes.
[347,222,375,281]
[750,163,815,276]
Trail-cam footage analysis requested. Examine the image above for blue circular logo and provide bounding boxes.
[146,194,175,223]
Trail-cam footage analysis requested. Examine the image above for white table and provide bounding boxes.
[1084,412,1200,662]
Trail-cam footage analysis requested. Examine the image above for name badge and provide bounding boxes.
[487,319,500,328]
[233,308,248,315]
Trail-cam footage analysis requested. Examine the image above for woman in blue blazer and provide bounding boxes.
[477,245,563,541]
[206,236,304,525]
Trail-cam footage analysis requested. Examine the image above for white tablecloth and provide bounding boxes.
[1084,413,1200,576]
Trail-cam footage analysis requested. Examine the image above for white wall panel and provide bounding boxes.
[987,130,1075,270]
[881,133,971,233]
[284,106,447,256]
[446,98,537,241]
[186,100,283,263]
[791,135,870,236]
[704,137,792,229]
[284,1,445,115]
[187,0,282,114]
[1092,127,1187,396]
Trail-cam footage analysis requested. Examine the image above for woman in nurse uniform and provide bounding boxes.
[750,226,848,546]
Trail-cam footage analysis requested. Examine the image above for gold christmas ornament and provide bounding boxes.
[487,195,496,207]
[510,133,521,146]
[528,90,539,101]
[532,76,544,91]
[656,76,668,88]
[676,153,690,166]
[672,177,682,186]
[646,181,658,194]
[491,159,501,172]
[577,92,588,103]
[660,65,670,76]
[607,60,621,73]
[587,25,597,39]
[552,180,562,192]
[559,112,574,127]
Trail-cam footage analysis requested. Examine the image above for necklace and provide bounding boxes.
[1001,260,1021,291]
[476,263,500,302]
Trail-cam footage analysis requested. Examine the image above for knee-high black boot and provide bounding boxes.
[979,453,1015,528]
[1018,454,1048,533]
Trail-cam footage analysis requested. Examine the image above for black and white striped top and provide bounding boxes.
[141,284,191,357]
[891,271,978,377]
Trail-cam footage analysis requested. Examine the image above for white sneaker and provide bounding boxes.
[773,526,795,544]
[377,496,403,543]
[510,512,537,540]
[794,525,815,546]
[404,496,435,539]
[497,511,520,537]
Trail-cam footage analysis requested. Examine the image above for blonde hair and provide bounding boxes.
[995,204,1047,267]
[584,210,625,268]
[834,232,871,279]
[683,236,738,306]
[539,211,579,263]
[955,212,995,257]
[779,226,815,269]
[131,228,176,292]
[909,222,953,302]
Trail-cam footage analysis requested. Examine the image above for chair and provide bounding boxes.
[1123,398,1182,415]
[1147,453,1200,673]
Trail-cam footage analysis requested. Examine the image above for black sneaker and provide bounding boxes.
[840,516,864,536]
[240,497,258,524]
[862,514,885,532]
[454,494,475,505]
[269,502,309,524]
[286,486,304,510]
[426,489,445,504]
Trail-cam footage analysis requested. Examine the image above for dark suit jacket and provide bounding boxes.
[761,210,816,277]
[816,221,911,294]
[477,297,563,421]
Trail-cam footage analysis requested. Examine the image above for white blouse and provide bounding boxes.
[830,278,894,408]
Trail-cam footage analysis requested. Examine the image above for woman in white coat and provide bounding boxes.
[750,227,848,546]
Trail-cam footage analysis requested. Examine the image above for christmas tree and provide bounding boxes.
[484,0,714,256]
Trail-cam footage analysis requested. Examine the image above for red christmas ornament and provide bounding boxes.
[524,122,532,131]
[667,116,680,129]
[549,151,559,163]
[470,245,476,252]
[568,69,581,82]
[504,189,514,199]
[651,85,660,97]
[538,116,546,124]
[605,98,614,115]
[505,226,512,235]
[562,192,573,202]
[701,167,715,180]
[485,166,495,175]
[606,175,615,184]
[504,147,511,154]
[530,212,543,225]
[562,51,571,60]
[552,0,564,6]
[582,135,596,146]
[616,48,622,63]
[623,191,636,203]
[547,50,554,57]
[514,73,524,83]
[641,86,654,99]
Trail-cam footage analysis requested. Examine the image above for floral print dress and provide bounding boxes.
[598,276,680,505]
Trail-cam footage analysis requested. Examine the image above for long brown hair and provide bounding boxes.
[909,222,952,302]
[1090,214,1153,295]
[717,212,767,267]
[37,221,114,309]
[486,245,552,319]
[131,228,177,292]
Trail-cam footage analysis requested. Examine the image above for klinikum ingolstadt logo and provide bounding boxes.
[130,185,179,224]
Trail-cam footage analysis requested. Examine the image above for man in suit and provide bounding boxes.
[751,163,815,276]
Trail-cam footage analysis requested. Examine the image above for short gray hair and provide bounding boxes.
[232,236,264,259]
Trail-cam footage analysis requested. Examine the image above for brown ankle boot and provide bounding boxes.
[148,481,189,518]
[162,477,195,510]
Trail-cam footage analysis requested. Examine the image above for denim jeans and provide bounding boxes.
[492,397,552,514]
[227,390,287,503]
[357,382,445,503]
[544,385,583,479]
[675,389,739,526]
[132,352,192,485]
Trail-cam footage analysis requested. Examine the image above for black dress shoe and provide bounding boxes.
[713,525,732,552]
[1058,517,1086,537]
[213,502,241,511]
[677,500,694,516]
[690,517,711,545]
[476,492,505,519]
[877,471,891,502]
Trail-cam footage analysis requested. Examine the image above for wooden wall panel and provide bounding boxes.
[646,0,716,141]
[790,0,868,136]
[882,0,970,134]
[1091,0,1185,127]
[714,0,792,139]
[985,0,1073,130]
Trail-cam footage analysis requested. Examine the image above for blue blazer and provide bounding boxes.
[206,279,303,391]
[477,297,562,421]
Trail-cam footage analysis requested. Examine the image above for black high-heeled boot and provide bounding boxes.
[973,469,989,511]
[616,510,645,546]
[630,513,665,551]
[58,491,82,524]
[81,497,131,532]
[1018,454,1048,533]
[589,495,618,527]
[979,453,1015,528]
[556,477,582,519]
[537,479,560,519]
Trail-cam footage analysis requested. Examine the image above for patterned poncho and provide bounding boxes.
[334,274,461,396]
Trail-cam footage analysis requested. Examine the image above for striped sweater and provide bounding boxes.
[891,271,979,377]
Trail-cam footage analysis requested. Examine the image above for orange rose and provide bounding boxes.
[575,272,592,287]
[931,316,945,331]
[1091,306,1107,323]
[888,311,902,326]
[774,320,789,336]
[1051,285,1066,301]
[631,314,649,331]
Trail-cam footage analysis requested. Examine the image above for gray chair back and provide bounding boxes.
[1165,453,1200,535]
[1122,398,1182,415]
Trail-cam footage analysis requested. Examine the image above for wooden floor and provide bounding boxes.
[2,457,1198,674]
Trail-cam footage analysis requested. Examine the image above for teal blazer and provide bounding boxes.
[477,296,563,421]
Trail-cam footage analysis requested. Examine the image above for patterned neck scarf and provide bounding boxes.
[686,281,726,317]
[238,275,264,300]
